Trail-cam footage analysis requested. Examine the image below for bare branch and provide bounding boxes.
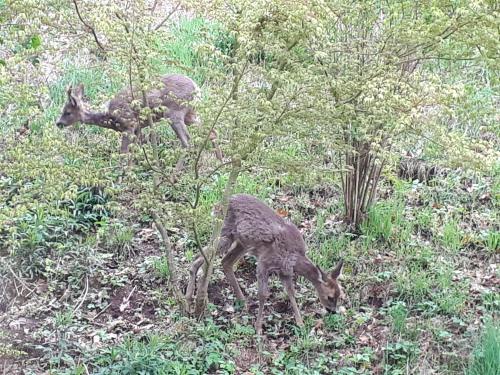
[71,0,106,53]
[152,212,188,313]
[153,2,181,31]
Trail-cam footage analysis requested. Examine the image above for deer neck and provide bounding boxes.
[81,110,119,131]
[294,254,324,288]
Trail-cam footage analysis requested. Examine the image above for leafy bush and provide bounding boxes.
[58,186,110,230]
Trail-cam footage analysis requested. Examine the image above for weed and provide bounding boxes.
[441,218,462,252]
[58,186,110,230]
[415,206,433,231]
[361,200,404,242]
[100,222,134,258]
[7,209,73,277]
[467,320,500,375]
[324,313,346,331]
[93,331,237,375]
[310,235,348,270]
[484,230,499,253]
[383,340,419,372]
[481,292,500,312]
[153,256,170,280]
[388,301,408,334]
[395,266,432,303]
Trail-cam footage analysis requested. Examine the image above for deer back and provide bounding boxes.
[107,74,199,128]
[222,194,306,259]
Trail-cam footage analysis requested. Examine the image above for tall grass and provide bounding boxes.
[467,320,500,375]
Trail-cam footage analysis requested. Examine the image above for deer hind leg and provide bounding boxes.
[221,240,247,302]
[280,275,304,327]
[256,263,270,335]
[186,236,234,306]
[185,253,206,307]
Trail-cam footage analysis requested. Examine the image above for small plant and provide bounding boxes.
[415,206,433,231]
[324,313,346,331]
[441,218,462,252]
[361,200,404,242]
[395,266,432,303]
[388,301,408,335]
[383,340,419,372]
[467,320,500,375]
[59,185,110,230]
[153,256,170,280]
[8,208,73,277]
[482,292,500,312]
[101,222,134,258]
[437,289,467,315]
[484,230,499,253]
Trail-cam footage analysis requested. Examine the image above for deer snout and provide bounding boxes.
[56,120,66,129]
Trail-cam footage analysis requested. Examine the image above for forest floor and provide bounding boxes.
[0,132,498,374]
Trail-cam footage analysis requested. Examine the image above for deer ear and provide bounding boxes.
[74,83,85,98]
[67,85,77,106]
[330,259,343,279]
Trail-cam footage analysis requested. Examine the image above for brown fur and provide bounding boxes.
[187,194,344,334]
[56,74,222,158]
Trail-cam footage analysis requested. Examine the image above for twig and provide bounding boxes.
[71,0,106,53]
[90,302,112,321]
[124,285,137,304]
[73,276,89,314]
[153,2,181,31]
[193,61,249,182]
[141,145,173,181]
[192,222,209,264]
[204,160,233,180]
[3,261,35,295]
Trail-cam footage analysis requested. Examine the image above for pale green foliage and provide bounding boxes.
[468,320,500,375]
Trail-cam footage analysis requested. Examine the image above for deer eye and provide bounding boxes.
[64,112,71,116]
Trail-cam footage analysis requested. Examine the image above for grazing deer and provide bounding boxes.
[187,194,344,334]
[56,74,222,158]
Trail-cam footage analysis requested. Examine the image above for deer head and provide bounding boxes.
[315,259,344,313]
[56,84,85,128]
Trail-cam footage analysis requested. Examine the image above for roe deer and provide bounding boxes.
[56,74,222,159]
[187,194,344,334]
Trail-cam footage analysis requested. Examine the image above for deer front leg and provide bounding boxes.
[280,275,304,327]
[221,241,247,303]
[256,264,270,336]
[120,132,133,154]
[209,129,224,161]
[168,114,190,148]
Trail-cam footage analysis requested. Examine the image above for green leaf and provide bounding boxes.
[29,35,42,49]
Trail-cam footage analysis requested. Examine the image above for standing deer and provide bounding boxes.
[56,74,222,159]
[187,194,344,335]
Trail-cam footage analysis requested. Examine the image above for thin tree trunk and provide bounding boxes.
[152,212,187,313]
[193,157,241,317]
